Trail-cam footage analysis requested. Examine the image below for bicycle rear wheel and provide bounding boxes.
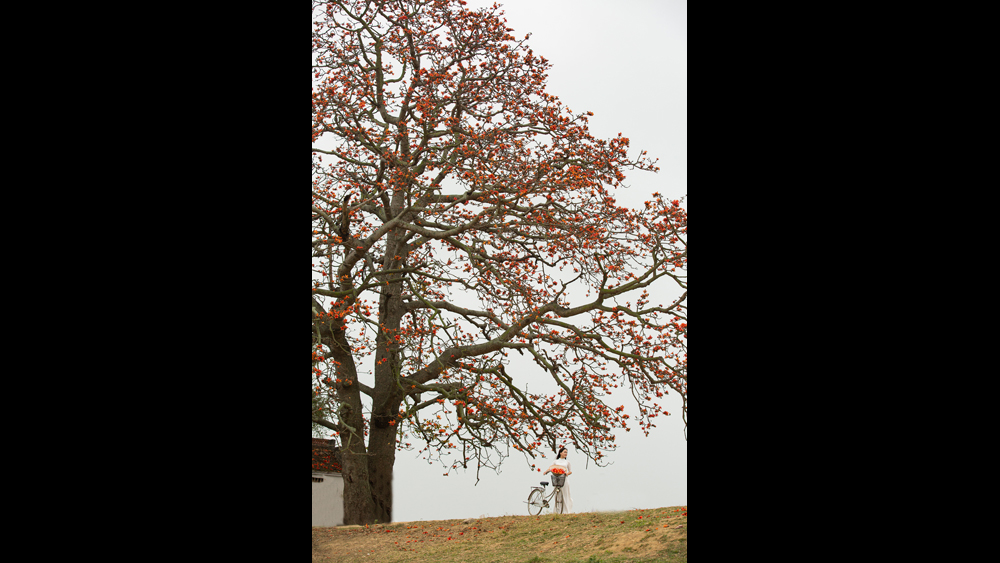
[527,489,544,516]
[554,489,565,514]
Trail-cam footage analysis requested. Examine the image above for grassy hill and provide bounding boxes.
[312,506,687,563]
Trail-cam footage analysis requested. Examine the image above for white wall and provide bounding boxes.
[312,472,344,526]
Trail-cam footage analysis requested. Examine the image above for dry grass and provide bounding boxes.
[312,506,687,563]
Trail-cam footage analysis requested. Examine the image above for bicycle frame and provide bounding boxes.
[525,481,566,515]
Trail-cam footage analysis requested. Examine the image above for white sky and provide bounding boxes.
[314,0,687,522]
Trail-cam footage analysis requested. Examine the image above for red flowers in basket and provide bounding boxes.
[551,467,566,475]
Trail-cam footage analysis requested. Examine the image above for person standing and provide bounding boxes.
[543,447,574,513]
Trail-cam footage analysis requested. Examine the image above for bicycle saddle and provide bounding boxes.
[540,481,549,486]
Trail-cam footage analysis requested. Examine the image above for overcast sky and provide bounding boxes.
[314,0,687,522]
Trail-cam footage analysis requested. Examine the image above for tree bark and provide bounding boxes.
[319,300,381,525]
[365,220,407,523]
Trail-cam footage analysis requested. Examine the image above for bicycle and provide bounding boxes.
[526,473,567,515]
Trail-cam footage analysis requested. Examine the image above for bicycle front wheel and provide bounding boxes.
[554,489,565,514]
[527,489,544,516]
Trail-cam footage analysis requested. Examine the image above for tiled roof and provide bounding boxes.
[312,438,342,473]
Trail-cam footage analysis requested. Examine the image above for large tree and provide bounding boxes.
[312,0,687,525]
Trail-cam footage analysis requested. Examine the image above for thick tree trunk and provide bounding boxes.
[340,446,376,525]
[364,221,408,523]
[318,299,381,525]
[332,329,378,525]
[366,425,398,522]
[330,191,411,525]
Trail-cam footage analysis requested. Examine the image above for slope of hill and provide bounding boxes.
[312,506,687,562]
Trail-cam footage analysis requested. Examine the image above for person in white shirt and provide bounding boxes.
[543,447,574,513]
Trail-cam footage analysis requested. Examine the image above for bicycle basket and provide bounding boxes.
[551,474,566,487]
